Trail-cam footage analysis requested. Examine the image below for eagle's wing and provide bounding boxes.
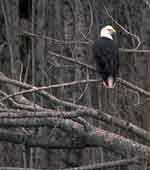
[93,39,119,76]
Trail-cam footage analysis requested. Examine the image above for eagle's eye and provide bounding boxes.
[107,28,113,32]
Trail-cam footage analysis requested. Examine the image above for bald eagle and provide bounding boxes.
[93,25,119,88]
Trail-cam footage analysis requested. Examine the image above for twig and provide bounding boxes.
[74,69,90,104]
[78,0,94,43]
[104,5,141,49]
[74,83,89,104]
[0,42,7,54]
[24,52,31,83]
[19,62,23,82]
[86,0,94,36]
[0,90,42,111]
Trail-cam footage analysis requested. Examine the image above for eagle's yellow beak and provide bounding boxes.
[112,27,116,33]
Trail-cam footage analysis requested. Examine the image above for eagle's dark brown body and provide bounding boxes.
[93,37,119,88]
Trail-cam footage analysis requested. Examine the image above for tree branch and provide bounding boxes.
[0,118,150,160]
[0,79,100,101]
[0,73,150,144]
[0,158,138,170]
[0,108,149,145]
[19,29,90,45]
[117,78,150,97]
[119,48,150,53]
[0,129,89,149]
[48,51,95,71]
[58,157,138,170]
[1,73,150,109]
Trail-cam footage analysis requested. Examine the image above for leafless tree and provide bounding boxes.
[0,0,150,170]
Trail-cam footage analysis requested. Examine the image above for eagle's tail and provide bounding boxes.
[103,76,116,88]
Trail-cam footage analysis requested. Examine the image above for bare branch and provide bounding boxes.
[49,52,150,97]
[0,129,89,149]
[119,48,150,53]
[0,118,150,160]
[0,72,150,144]
[117,78,150,97]
[0,79,100,102]
[48,51,95,71]
[19,29,90,45]
[59,157,138,170]
[0,158,138,170]
[2,76,150,107]
[0,108,150,146]
[0,89,43,111]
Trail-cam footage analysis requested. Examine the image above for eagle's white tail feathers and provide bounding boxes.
[103,77,116,88]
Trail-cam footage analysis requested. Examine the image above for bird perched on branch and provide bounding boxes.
[93,25,119,88]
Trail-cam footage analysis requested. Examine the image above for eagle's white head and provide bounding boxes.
[100,25,116,40]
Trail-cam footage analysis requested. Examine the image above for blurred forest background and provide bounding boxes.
[0,0,150,170]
